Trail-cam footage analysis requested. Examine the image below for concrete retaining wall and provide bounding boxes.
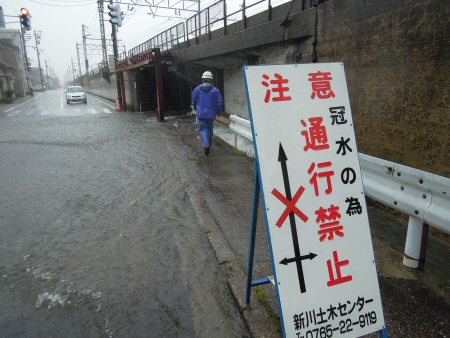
[316,0,449,177]
[222,0,449,177]
[84,73,117,102]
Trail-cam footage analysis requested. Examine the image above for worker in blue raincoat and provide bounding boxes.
[192,71,223,155]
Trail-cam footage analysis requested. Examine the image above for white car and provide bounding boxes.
[66,86,87,104]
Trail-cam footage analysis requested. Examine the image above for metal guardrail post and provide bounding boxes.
[194,14,198,44]
[418,223,429,271]
[403,217,425,269]
[243,0,247,29]
[268,0,272,21]
[207,7,211,40]
[187,20,190,47]
[223,0,227,35]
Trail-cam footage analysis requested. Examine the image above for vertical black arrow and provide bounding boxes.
[278,143,306,293]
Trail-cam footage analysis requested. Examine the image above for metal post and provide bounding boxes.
[20,26,33,96]
[246,166,260,304]
[120,71,127,111]
[110,0,123,108]
[194,12,198,44]
[223,0,227,36]
[379,327,389,338]
[268,0,272,21]
[242,0,246,29]
[153,48,164,122]
[207,7,211,40]
[97,0,109,81]
[418,223,430,271]
[403,217,424,269]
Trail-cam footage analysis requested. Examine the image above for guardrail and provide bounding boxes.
[230,114,253,143]
[227,114,450,269]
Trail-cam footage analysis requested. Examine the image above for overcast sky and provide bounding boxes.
[2,0,289,83]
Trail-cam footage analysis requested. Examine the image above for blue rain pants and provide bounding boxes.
[198,118,214,149]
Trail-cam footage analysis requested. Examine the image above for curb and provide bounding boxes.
[165,136,281,337]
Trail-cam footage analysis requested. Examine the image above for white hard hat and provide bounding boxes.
[202,71,213,80]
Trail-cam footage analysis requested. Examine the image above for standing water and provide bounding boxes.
[0,92,249,337]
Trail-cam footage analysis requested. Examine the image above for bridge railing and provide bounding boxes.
[121,0,326,61]
[229,114,450,270]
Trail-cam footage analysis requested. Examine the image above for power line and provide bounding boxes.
[27,0,96,7]
[38,0,94,2]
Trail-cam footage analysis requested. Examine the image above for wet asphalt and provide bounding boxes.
[0,90,449,338]
[0,90,248,337]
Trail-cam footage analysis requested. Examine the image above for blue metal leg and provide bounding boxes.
[379,328,389,338]
[246,166,260,304]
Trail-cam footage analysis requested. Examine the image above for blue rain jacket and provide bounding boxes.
[192,84,223,120]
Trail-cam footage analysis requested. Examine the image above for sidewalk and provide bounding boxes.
[166,116,449,337]
[0,94,36,115]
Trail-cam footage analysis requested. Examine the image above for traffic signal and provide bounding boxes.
[20,8,31,31]
[108,3,123,27]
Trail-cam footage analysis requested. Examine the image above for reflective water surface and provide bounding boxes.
[0,91,248,337]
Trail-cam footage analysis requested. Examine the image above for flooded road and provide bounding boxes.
[0,91,248,337]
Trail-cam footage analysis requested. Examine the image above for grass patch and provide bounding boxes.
[255,286,281,334]
[232,147,247,156]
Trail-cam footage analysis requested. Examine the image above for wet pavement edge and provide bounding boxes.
[163,130,282,337]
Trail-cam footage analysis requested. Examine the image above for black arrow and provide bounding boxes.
[278,143,307,293]
[280,257,296,265]
[280,253,317,265]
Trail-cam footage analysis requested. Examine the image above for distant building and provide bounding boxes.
[0,29,31,101]
[0,58,15,102]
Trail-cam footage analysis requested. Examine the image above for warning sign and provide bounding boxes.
[244,63,385,338]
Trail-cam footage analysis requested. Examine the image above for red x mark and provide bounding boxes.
[271,186,309,227]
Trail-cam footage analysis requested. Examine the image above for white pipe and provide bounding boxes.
[403,217,424,269]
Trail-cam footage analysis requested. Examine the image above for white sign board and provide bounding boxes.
[244,63,385,338]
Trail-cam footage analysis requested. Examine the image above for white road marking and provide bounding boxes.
[92,98,116,109]
[40,110,51,115]
[5,98,34,113]
[88,109,97,114]
[102,108,112,114]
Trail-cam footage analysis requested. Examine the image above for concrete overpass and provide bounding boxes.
[85,0,449,179]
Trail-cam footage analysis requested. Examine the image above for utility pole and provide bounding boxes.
[20,26,33,96]
[109,0,122,107]
[45,60,49,89]
[34,31,45,90]
[82,25,89,75]
[76,42,82,78]
[71,58,77,82]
